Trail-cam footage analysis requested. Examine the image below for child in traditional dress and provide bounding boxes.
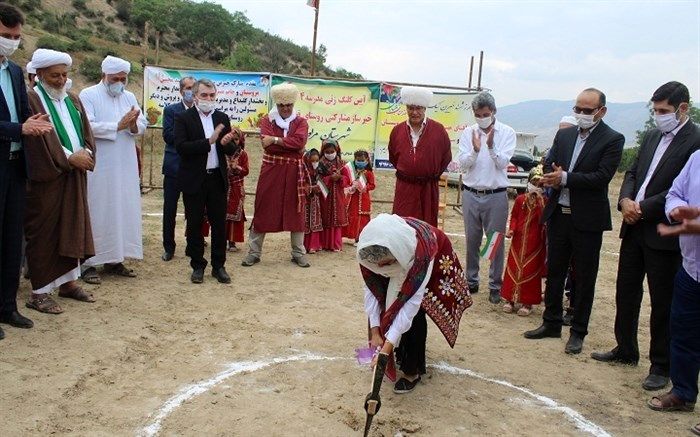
[501,166,546,316]
[225,141,249,252]
[303,149,323,253]
[317,139,351,251]
[343,149,376,245]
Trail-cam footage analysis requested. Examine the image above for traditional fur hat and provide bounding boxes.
[400,86,432,108]
[270,83,299,105]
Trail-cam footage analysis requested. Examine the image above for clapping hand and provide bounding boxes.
[118,106,140,131]
[209,124,225,144]
[540,163,563,188]
[471,129,481,153]
[486,128,495,149]
[22,114,53,136]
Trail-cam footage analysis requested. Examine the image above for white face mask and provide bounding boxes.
[104,80,125,97]
[197,99,216,113]
[324,152,337,161]
[311,162,319,169]
[476,116,493,130]
[574,111,598,129]
[654,110,681,133]
[0,36,20,57]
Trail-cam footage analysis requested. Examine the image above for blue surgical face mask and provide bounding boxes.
[355,160,367,169]
[105,81,125,97]
[183,89,194,104]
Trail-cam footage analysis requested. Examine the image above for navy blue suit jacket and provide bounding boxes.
[0,60,31,176]
[162,101,189,177]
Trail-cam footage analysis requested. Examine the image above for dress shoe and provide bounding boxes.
[291,255,311,268]
[468,283,479,294]
[212,267,231,284]
[524,324,561,339]
[241,255,260,267]
[0,311,34,329]
[489,289,501,304]
[0,326,5,340]
[643,373,670,391]
[191,268,204,284]
[590,349,638,365]
[161,251,174,261]
[565,333,584,355]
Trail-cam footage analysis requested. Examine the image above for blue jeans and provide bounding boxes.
[670,267,700,403]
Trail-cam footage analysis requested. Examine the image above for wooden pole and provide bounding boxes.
[477,50,484,90]
[468,55,474,89]
[155,31,161,65]
[310,0,320,76]
[143,21,150,64]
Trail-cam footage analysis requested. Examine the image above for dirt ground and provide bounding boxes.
[1,136,696,436]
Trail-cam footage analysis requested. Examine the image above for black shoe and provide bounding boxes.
[212,267,231,284]
[162,251,174,261]
[565,333,584,355]
[642,373,670,391]
[0,326,4,340]
[590,349,638,366]
[468,283,479,294]
[393,376,421,394]
[489,289,501,304]
[524,324,561,339]
[0,311,34,329]
[191,268,204,284]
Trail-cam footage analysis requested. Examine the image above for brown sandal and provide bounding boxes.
[691,423,700,436]
[25,294,64,314]
[104,263,137,277]
[648,392,696,412]
[81,267,101,285]
[58,286,95,303]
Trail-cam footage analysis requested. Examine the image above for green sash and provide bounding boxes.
[36,81,84,153]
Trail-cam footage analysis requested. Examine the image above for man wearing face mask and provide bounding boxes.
[0,3,54,339]
[23,49,97,314]
[242,82,310,268]
[174,78,241,284]
[161,76,195,262]
[78,55,147,285]
[458,91,516,304]
[525,88,624,355]
[591,81,700,390]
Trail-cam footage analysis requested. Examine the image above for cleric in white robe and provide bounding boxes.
[78,55,146,283]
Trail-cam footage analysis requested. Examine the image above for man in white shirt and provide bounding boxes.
[458,91,516,304]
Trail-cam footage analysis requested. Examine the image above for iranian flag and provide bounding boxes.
[307,0,319,8]
[317,179,329,198]
[357,174,367,191]
[480,231,504,260]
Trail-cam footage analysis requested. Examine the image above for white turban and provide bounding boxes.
[400,86,432,108]
[560,115,577,126]
[25,61,35,75]
[270,83,298,105]
[30,49,72,69]
[101,55,131,74]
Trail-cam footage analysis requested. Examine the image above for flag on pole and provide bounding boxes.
[317,179,329,198]
[357,174,367,191]
[307,0,319,8]
[480,231,504,261]
[345,161,357,183]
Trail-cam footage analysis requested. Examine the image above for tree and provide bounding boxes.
[636,99,700,145]
[221,43,261,72]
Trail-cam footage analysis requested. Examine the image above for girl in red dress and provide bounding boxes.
[343,149,376,244]
[501,167,546,316]
[317,139,350,251]
[225,144,249,251]
[303,149,323,253]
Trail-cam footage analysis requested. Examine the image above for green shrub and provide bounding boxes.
[35,35,71,52]
[69,35,95,52]
[78,56,102,82]
[72,0,87,11]
[97,47,120,58]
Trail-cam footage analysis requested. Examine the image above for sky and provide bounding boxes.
[217,0,700,106]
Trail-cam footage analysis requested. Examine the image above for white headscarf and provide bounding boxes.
[101,55,131,74]
[31,48,72,69]
[268,106,297,137]
[357,214,418,308]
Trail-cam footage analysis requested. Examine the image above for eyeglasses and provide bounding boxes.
[278,103,294,108]
[572,106,601,115]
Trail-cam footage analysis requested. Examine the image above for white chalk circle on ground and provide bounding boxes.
[138,352,611,437]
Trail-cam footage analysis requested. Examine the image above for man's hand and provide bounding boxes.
[486,128,495,149]
[330,170,342,181]
[658,219,700,236]
[369,327,383,349]
[471,129,481,153]
[22,114,53,136]
[540,163,563,188]
[209,124,225,145]
[261,135,277,148]
[117,107,140,131]
[506,229,514,238]
[68,149,94,171]
[670,206,700,222]
[620,198,643,225]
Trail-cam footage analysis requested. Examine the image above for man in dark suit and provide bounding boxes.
[524,88,624,354]
[591,81,700,390]
[161,76,195,261]
[174,78,241,284]
[0,3,53,339]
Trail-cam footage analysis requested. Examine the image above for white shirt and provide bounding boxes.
[408,117,427,148]
[198,109,219,170]
[559,123,600,207]
[35,87,83,157]
[634,118,688,203]
[458,119,516,190]
[363,259,434,347]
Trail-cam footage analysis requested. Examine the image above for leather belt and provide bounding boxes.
[558,205,572,215]
[206,168,219,174]
[462,185,506,195]
[9,150,22,160]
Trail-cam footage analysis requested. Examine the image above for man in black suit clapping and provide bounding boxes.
[524,88,624,355]
[174,78,242,284]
